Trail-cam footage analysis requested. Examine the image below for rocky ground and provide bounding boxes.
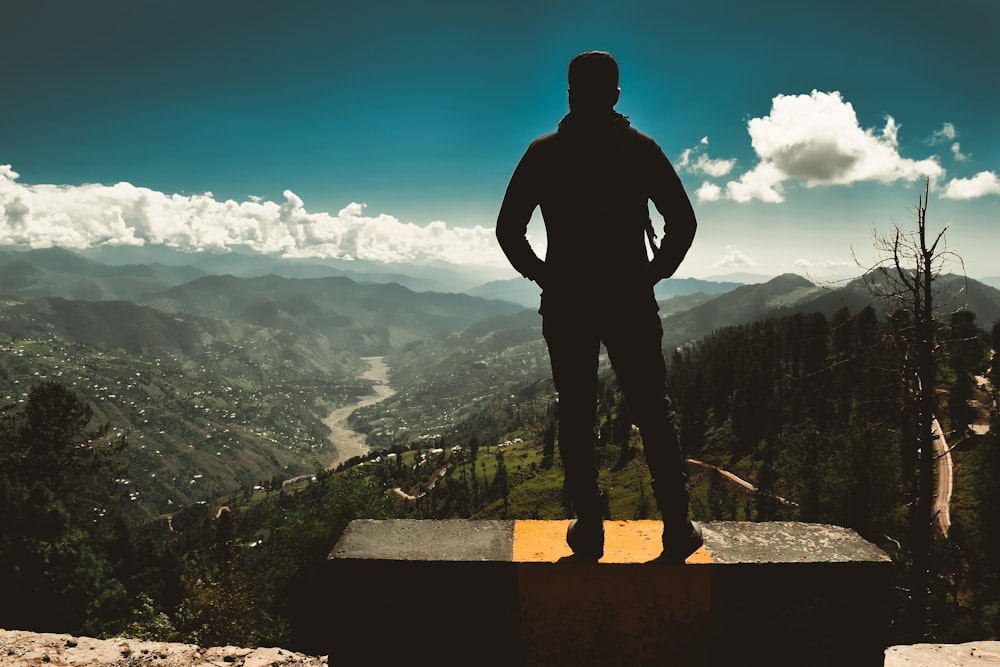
[0,630,327,667]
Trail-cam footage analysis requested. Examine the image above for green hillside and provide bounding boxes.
[0,304,367,520]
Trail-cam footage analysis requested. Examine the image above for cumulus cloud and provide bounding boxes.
[725,162,786,203]
[677,143,736,179]
[941,171,1000,200]
[0,165,503,266]
[711,248,756,269]
[694,181,723,202]
[722,91,945,203]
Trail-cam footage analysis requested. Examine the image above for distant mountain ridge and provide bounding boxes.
[0,246,207,301]
[4,249,997,360]
[981,276,1000,291]
[660,273,825,348]
[778,271,1000,327]
[73,244,509,292]
[148,273,522,354]
[3,248,999,518]
[467,275,743,309]
[0,248,523,356]
[659,271,1000,350]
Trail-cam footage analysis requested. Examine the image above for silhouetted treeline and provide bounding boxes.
[667,307,999,641]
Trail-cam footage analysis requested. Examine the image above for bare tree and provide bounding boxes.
[863,177,962,640]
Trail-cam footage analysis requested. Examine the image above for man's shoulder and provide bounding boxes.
[527,130,561,149]
[622,123,662,148]
[528,124,656,146]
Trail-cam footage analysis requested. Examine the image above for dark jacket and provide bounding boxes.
[496,110,696,312]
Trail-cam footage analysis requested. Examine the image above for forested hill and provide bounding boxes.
[0,249,524,356]
[660,273,823,348]
[146,273,522,353]
[780,271,1000,326]
[344,272,1000,452]
[0,246,206,301]
[661,272,1000,351]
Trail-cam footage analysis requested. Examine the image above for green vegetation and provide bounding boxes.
[2,299,999,648]
[0,381,129,635]
[3,242,1000,650]
[0,332,367,520]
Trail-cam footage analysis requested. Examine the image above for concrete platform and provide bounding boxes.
[311,519,892,666]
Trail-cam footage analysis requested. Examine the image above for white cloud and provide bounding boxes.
[928,122,957,145]
[927,123,968,161]
[940,171,1000,199]
[711,248,756,269]
[0,165,503,266]
[676,148,694,170]
[695,154,736,177]
[725,162,785,203]
[677,143,736,178]
[695,182,723,202]
[723,90,945,202]
[793,257,854,271]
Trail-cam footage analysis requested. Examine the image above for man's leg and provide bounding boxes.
[542,313,604,557]
[604,310,702,561]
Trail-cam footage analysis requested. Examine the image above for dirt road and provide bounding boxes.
[931,417,952,538]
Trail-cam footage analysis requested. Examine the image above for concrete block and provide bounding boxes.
[315,519,892,666]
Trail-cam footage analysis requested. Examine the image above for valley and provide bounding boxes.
[2,245,1000,527]
[3,245,1000,648]
[323,356,395,469]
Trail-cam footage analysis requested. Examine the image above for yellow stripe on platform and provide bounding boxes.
[512,519,713,564]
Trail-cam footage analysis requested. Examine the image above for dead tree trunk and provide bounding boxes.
[867,178,948,640]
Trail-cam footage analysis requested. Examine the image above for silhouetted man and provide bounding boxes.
[497,51,701,561]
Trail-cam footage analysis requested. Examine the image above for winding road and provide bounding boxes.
[931,418,952,538]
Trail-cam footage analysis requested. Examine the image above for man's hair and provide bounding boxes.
[567,51,619,94]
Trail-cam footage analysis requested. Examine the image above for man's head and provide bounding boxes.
[567,51,620,112]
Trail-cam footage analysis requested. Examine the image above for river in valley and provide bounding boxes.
[324,356,395,470]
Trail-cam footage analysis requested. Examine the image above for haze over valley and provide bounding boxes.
[3,245,999,521]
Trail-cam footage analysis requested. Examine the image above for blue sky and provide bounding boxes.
[2,0,997,280]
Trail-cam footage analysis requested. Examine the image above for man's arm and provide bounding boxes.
[648,148,697,283]
[496,148,547,285]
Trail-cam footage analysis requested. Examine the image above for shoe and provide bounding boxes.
[660,520,703,563]
[566,518,604,560]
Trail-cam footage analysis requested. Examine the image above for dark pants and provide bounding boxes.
[542,300,689,520]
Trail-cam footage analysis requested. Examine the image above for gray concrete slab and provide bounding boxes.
[703,520,893,564]
[328,518,515,561]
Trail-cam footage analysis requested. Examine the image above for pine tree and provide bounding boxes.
[0,381,129,634]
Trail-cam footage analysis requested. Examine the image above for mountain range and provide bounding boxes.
[2,245,999,519]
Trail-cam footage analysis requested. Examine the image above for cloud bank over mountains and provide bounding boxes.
[2,89,995,279]
[0,164,503,266]
[681,90,1000,203]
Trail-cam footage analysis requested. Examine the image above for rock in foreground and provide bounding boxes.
[0,629,327,667]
